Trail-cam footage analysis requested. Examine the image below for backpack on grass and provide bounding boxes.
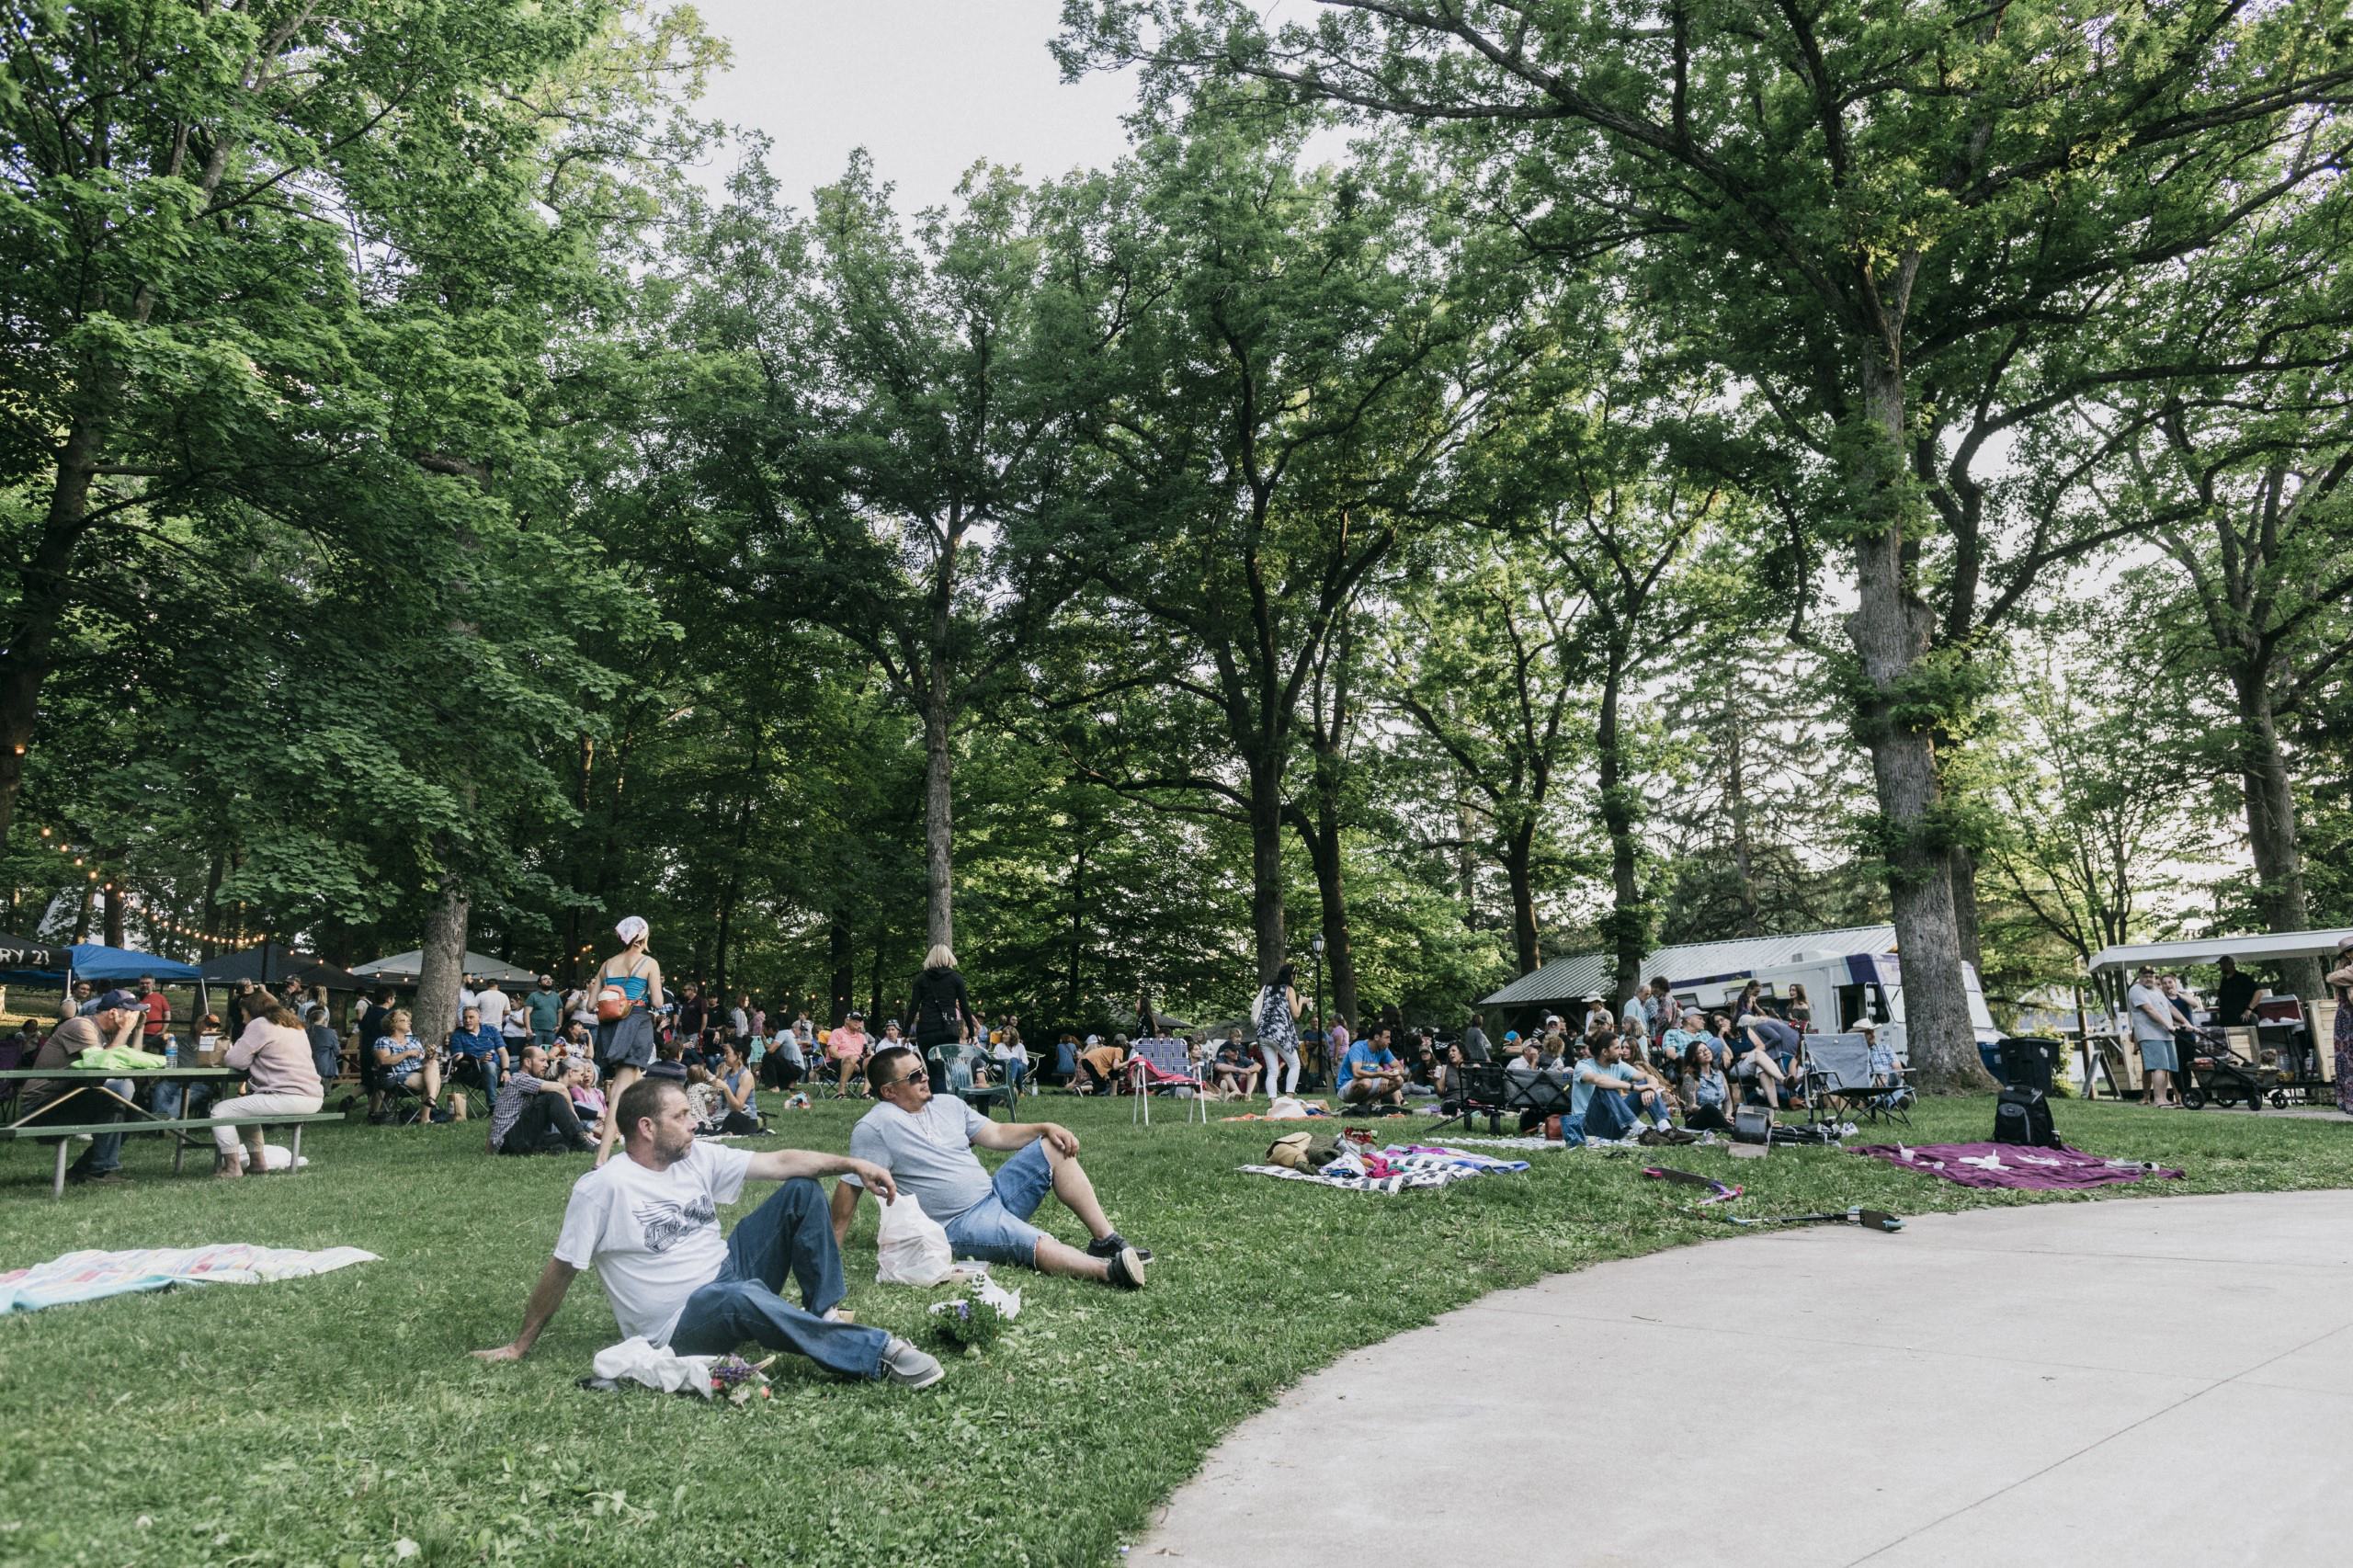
[1992,1085,2058,1148]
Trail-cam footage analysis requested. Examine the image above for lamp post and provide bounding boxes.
[1310,932,1326,1088]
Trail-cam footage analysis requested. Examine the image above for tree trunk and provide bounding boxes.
[1724,710,1762,937]
[922,685,955,953]
[1595,661,1645,1008]
[415,868,471,1054]
[1847,357,1990,1091]
[828,917,854,1027]
[1502,826,1541,976]
[72,883,92,942]
[2235,672,2322,998]
[1064,836,1086,1017]
[1948,844,1984,971]
[1247,753,1288,983]
[867,934,884,1024]
[1295,806,1360,1026]
[103,883,126,949]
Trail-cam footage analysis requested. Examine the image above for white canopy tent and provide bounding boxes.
[349,949,539,984]
[2086,928,2353,975]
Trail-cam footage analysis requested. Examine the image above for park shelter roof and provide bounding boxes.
[2086,928,2353,975]
[65,942,200,983]
[349,949,537,984]
[1481,925,1899,1008]
[199,940,368,991]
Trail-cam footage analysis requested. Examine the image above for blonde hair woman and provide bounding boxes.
[589,915,665,1166]
[910,941,979,1091]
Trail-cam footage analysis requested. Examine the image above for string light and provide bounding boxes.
[28,828,260,950]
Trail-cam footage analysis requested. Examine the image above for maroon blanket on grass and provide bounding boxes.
[1851,1142,2182,1190]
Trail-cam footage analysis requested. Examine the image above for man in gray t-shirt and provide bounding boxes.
[831,1044,1151,1289]
[2127,965,2188,1107]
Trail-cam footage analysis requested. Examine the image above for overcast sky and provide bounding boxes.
[691,2,1143,212]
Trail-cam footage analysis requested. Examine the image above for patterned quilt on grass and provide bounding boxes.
[1239,1142,1530,1194]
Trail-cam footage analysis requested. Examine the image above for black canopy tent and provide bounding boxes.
[198,941,367,993]
[0,933,70,974]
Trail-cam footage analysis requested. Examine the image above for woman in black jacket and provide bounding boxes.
[911,944,980,1092]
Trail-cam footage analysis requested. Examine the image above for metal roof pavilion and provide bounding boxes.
[1481,925,1899,1008]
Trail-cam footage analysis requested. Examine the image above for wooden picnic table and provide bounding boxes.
[0,1065,238,1137]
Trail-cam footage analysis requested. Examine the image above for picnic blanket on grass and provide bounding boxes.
[1240,1142,1529,1194]
[0,1244,379,1313]
[1852,1142,2180,1191]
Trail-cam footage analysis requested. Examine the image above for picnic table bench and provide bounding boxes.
[0,1111,346,1197]
[0,1067,345,1198]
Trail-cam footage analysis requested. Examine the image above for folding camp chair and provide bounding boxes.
[1500,1065,1575,1134]
[1426,1062,1508,1136]
[1799,1033,1913,1129]
[1126,1036,1208,1126]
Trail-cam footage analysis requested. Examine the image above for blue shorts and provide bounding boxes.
[942,1140,1055,1267]
[2138,1037,2179,1074]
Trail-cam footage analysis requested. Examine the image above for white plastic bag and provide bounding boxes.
[874,1191,958,1287]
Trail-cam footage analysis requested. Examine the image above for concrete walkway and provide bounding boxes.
[1140,1189,2353,1567]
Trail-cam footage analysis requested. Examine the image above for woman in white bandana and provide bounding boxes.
[590,916,665,1166]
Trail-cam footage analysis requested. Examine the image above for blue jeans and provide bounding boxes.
[941,1140,1056,1267]
[32,1076,133,1176]
[667,1178,889,1380]
[1585,1088,1660,1141]
[148,1079,214,1122]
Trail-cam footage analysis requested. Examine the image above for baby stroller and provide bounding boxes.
[2177,1026,2268,1113]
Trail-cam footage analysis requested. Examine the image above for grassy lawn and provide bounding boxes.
[3,1092,2348,1568]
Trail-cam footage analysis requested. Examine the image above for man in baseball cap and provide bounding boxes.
[20,987,149,1185]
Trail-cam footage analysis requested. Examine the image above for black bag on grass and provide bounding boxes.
[1992,1085,2058,1148]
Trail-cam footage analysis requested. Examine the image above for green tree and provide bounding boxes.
[1061,0,2353,1086]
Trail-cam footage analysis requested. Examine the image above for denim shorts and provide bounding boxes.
[942,1140,1055,1267]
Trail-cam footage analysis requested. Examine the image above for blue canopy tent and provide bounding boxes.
[63,943,199,983]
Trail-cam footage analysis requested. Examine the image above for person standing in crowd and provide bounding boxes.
[19,990,145,1184]
[2127,964,2186,1108]
[474,975,510,1036]
[2212,956,2265,1028]
[303,1003,341,1085]
[1462,1012,1491,1063]
[59,979,91,1020]
[358,986,396,1121]
[827,1011,870,1098]
[1645,975,1674,1040]
[138,975,170,1053]
[2327,937,2353,1116]
[1255,964,1303,1097]
[911,945,981,1092]
[456,974,480,1029]
[590,917,665,1166]
[213,995,325,1177]
[525,975,564,1047]
[675,983,709,1057]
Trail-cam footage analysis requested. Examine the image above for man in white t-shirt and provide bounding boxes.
[2127,964,2188,1108]
[830,1045,1150,1288]
[474,978,511,1033]
[473,1076,944,1387]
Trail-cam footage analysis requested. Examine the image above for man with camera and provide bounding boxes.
[475,1075,945,1388]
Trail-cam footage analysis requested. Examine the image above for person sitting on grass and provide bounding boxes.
[1339,1022,1406,1108]
[373,1009,450,1124]
[831,1045,1149,1290]
[447,1005,507,1107]
[1212,1028,1261,1098]
[1678,1040,1733,1132]
[1574,1033,1674,1141]
[710,1040,762,1134]
[1731,1013,1799,1108]
[488,1043,596,1155]
[473,1077,944,1389]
